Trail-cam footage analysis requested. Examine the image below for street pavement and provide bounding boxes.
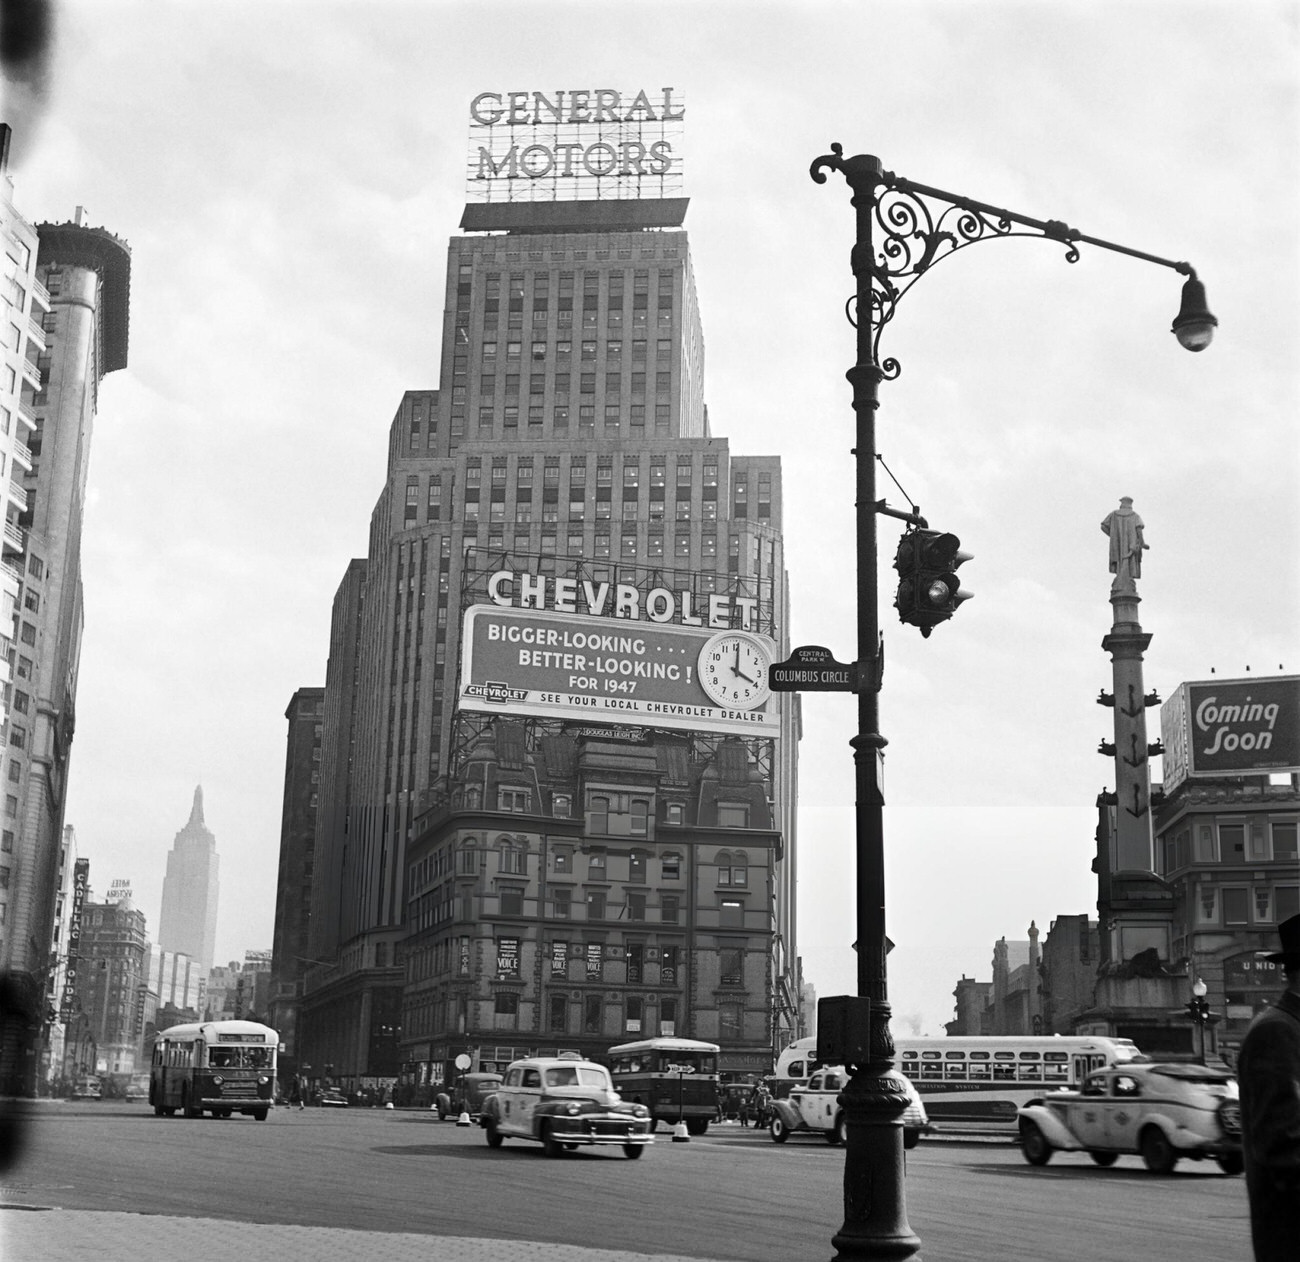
[4,1208,738,1262]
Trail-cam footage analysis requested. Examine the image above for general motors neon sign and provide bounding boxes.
[467,87,685,200]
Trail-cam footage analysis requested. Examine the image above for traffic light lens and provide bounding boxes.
[925,578,951,606]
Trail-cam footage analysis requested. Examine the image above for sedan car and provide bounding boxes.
[768,1066,931,1149]
[479,1055,653,1158]
[1017,1062,1242,1175]
[317,1087,349,1107]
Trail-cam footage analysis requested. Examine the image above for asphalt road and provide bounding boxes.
[1,1101,1254,1261]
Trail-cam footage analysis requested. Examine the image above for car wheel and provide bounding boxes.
[541,1121,565,1159]
[252,1109,268,1121]
[623,1143,644,1160]
[1140,1126,1177,1175]
[685,1117,708,1136]
[484,1118,503,1148]
[1216,1153,1244,1176]
[1020,1122,1053,1166]
[828,1114,845,1146]
[903,1129,920,1151]
[770,1116,790,1144]
[1089,1150,1119,1167]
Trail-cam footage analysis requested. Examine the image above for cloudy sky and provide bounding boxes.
[4,0,1296,1038]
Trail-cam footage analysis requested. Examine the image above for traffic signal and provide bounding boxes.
[893,528,973,636]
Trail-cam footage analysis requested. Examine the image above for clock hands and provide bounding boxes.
[730,643,758,685]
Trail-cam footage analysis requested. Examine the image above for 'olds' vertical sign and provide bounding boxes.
[1161,675,1300,790]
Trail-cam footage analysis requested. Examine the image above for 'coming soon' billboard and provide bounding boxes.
[1161,675,1300,791]
[458,605,779,736]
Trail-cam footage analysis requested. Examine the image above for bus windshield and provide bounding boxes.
[207,1045,274,1069]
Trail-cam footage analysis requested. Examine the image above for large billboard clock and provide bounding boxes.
[698,631,773,710]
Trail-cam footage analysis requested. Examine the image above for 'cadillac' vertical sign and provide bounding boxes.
[59,858,90,1021]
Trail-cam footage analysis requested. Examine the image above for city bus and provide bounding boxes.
[607,1036,722,1135]
[150,1020,280,1120]
[775,1034,1146,1126]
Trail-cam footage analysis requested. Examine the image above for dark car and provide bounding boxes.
[436,1072,504,1120]
[317,1087,349,1107]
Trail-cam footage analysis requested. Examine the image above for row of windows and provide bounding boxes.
[404,991,695,1040]
[1160,819,1297,872]
[1195,883,1299,926]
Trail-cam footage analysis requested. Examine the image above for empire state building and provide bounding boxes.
[158,786,220,974]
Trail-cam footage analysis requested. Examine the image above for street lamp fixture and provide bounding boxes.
[809,145,1213,1262]
[1188,977,1211,1064]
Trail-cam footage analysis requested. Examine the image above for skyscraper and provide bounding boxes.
[295,91,800,1094]
[158,787,220,975]
[0,125,130,1094]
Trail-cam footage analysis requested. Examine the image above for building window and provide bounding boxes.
[626,892,646,921]
[659,997,677,1037]
[661,895,679,924]
[661,852,681,880]
[1222,887,1249,925]
[494,991,519,1028]
[552,889,571,919]
[660,945,679,986]
[457,843,479,876]
[588,852,606,879]
[1273,822,1298,861]
[628,852,646,883]
[554,849,571,874]
[499,787,530,813]
[1218,822,1246,859]
[717,803,749,829]
[719,898,744,929]
[1195,823,1221,862]
[499,841,526,875]
[719,1001,744,1042]
[626,943,644,983]
[553,793,571,818]
[719,947,744,986]
[1278,886,1299,920]
[584,995,603,1034]
[548,993,568,1032]
[586,891,606,920]
[625,995,643,1034]
[717,852,748,887]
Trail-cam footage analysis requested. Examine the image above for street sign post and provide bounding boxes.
[770,645,857,692]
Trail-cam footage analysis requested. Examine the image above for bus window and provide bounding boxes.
[944,1062,965,1080]
[993,1062,1016,1080]
[968,1060,992,1080]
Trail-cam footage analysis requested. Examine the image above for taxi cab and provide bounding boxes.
[1017,1062,1242,1175]
[768,1065,930,1149]
[479,1055,654,1159]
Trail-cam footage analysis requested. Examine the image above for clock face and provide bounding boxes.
[697,632,772,709]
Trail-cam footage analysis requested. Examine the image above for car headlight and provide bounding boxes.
[566,1102,581,1115]
[258,1075,270,1085]
[212,1075,224,1086]
[631,1104,648,1118]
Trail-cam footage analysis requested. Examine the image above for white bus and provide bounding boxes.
[150,1020,280,1120]
[775,1034,1146,1125]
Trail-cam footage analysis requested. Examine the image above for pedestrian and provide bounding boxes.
[1236,912,1300,1262]
[289,1076,304,1112]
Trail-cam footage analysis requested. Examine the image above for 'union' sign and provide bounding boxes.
[466,88,685,203]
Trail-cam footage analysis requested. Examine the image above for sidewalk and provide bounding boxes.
[1,1208,742,1262]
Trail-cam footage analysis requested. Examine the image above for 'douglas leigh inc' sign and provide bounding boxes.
[466,88,685,201]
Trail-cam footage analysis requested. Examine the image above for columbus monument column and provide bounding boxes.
[1098,498,1161,876]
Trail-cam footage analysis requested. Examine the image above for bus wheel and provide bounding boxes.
[252,1108,269,1121]
[153,1103,165,1117]
[181,1088,200,1119]
[685,1117,708,1136]
[163,1107,177,1117]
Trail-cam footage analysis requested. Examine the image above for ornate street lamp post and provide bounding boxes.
[809,146,1214,1261]
[1188,977,1211,1064]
